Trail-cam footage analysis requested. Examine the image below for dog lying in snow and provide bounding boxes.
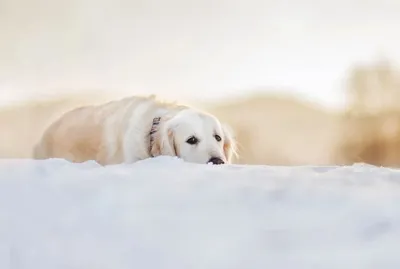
[32,95,237,165]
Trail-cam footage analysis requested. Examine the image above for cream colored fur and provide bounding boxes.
[32,95,237,165]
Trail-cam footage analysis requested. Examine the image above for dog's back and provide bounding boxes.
[32,97,134,163]
[32,95,187,164]
[33,105,102,162]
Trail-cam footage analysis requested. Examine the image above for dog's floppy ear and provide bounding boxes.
[222,123,238,163]
[151,117,177,157]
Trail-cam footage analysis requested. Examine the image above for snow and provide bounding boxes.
[1,157,400,269]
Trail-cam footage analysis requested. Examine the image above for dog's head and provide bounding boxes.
[150,109,237,165]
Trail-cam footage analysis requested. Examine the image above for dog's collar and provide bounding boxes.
[149,117,161,155]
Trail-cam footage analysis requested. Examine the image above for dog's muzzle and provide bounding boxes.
[208,157,225,165]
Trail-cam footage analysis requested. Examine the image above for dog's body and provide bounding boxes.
[33,95,236,165]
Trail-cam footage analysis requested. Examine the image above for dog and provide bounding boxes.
[32,95,237,165]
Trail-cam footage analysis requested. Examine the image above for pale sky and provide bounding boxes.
[1,0,400,108]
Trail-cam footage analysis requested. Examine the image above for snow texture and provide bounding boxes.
[1,157,400,269]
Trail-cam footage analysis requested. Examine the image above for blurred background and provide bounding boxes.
[1,0,400,166]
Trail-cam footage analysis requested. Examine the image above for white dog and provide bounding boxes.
[32,95,237,165]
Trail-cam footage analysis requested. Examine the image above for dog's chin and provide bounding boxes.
[207,162,225,166]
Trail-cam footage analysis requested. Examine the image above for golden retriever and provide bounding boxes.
[32,95,237,165]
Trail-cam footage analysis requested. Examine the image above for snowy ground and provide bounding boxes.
[1,157,400,269]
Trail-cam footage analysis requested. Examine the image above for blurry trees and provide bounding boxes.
[337,58,400,167]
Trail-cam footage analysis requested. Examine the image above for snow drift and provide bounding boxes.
[1,157,400,269]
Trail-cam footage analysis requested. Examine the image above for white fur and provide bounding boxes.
[33,95,237,165]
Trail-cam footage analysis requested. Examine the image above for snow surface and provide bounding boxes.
[1,157,400,269]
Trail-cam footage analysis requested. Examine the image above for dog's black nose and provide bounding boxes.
[208,157,225,165]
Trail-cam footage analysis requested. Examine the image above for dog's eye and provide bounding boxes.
[186,136,199,145]
[214,134,222,142]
